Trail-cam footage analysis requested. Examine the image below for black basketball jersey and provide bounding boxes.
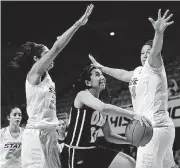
[65,104,107,147]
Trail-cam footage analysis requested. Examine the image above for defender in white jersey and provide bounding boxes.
[0,106,24,168]
[90,9,177,168]
[10,4,94,168]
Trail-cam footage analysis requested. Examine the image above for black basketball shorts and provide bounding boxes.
[61,145,118,168]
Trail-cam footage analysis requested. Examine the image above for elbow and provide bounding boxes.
[53,39,65,51]
[53,44,62,52]
[104,136,111,142]
[103,129,113,142]
[104,134,111,142]
[151,51,161,58]
[104,133,113,143]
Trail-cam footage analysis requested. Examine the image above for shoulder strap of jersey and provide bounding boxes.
[0,127,8,140]
[20,127,25,133]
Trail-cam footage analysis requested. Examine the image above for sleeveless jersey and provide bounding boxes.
[65,104,107,148]
[0,127,23,168]
[25,73,59,128]
[129,59,174,127]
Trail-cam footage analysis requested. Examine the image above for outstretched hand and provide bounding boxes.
[133,114,152,128]
[148,9,174,33]
[76,4,94,26]
[57,4,94,40]
[89,54,103,69]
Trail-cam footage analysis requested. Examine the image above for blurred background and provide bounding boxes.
[1,1,180,165]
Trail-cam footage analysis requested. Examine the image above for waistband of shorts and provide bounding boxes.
[64,144,96,149]
[25,124,57,131]
[153,125,175,128]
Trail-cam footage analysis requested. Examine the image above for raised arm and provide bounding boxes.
[148,9,174,68]
[89,55,133,82]
[31,4,94,75]
[75,90,151,127]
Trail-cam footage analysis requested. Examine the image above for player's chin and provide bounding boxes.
[100,85,106,90]
[14,121,21,125]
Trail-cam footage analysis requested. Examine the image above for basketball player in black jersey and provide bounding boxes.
[61,65,151,168]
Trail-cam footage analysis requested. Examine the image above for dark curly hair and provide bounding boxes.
[72,65,112,104]
[6,105,21,118]
[143,40,153,48]
[10,42,45,73]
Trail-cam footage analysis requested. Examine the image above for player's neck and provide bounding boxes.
[9,124,20,133]
[88,88,100,98]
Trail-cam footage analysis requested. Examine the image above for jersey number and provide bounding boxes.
[49,95,56,110]
[90,127,99,143]
[131,85,136,99]
[5,148,21,160]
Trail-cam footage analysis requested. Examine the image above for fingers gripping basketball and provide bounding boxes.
[125,120,153,147]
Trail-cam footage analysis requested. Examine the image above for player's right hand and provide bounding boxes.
[89,54,103,69]
[133,114,152,128]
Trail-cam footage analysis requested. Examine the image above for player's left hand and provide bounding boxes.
[76,4,94,26]
[56,4,94,40]
[141,116,152,128]
[89,54,103,69]
[133,114,152,128]
[148,9,174,34]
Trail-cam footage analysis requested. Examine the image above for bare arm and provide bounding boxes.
[75,90,135,119]
[89,55,133,82]
[148,32,164,68]
[29,5,94,80]
[148,9,174,68]
[102,118,130,144]
[100,66,133,82]
[75,90,152,127]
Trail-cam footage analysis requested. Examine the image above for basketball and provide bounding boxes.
[125,119,153,147]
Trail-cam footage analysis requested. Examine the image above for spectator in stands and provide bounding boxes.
[128,146,136,160]
[175,149,180,167]
[57,120,67,153]
[57,120,67,141]
[168,79,179,97]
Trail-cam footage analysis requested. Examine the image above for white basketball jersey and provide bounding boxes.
[0,127,23,168]
[26,72,59,128]
[129,59,174,127]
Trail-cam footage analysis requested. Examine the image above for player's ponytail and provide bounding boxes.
[72,65,96,97]
[9,42,44,73]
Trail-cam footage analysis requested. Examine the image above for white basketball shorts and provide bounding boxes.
[21,129,61,168]
[136,126,176,168]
